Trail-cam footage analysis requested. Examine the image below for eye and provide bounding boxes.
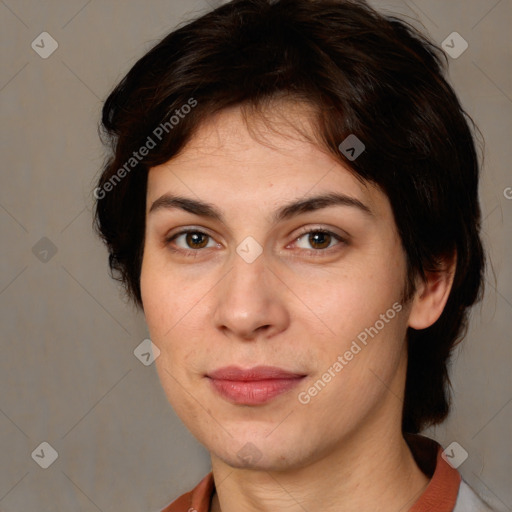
[164,227,347,258]
[165,230,219,254]
[291,228,347,254]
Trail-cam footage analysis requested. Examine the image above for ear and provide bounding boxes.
[408,251,457,330]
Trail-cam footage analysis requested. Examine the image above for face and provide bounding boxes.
[140,104,413,471]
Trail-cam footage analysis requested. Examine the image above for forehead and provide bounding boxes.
[146,104,390,220]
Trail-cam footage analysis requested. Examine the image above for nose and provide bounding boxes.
[212,249,290,341]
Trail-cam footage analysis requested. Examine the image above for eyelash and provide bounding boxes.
[164,227,347,258]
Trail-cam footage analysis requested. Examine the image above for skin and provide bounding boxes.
[140,103,455,512]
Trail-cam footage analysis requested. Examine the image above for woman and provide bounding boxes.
[94,1,493,510]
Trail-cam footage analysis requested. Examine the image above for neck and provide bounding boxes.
[210,417,429,512]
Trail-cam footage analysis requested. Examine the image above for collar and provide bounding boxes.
[161,435,461,511]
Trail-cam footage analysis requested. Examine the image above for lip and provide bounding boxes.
[206,366,306,405]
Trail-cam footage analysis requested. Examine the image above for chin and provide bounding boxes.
[209,433,315,472]
[216,450,300,472]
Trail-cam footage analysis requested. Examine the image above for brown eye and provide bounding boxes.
[165,230,216,253]
[308,231,332,250]
[184,232,209,249]
[293,229,346,253]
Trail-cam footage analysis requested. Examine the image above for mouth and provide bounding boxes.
[206,365,307,405]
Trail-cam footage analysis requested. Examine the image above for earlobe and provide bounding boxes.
[408,253,457,330]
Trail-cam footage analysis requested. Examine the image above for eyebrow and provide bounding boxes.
[148,192,373,223]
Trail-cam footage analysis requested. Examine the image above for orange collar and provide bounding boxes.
[408,435,461,511]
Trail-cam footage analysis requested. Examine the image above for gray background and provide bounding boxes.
[0,0,510,511]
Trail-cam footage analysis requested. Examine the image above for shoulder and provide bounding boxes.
[405,434,498,512]
[454,480,497,512]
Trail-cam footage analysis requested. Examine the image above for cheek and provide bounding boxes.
[288,257,406,348]
[141,256,195,339]
[299,307,408,432]
[141,267,202,408]
[140,262,211,372]
[140,271,169,341]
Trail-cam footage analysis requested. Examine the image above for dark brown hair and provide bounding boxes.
[94,0,485,433]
